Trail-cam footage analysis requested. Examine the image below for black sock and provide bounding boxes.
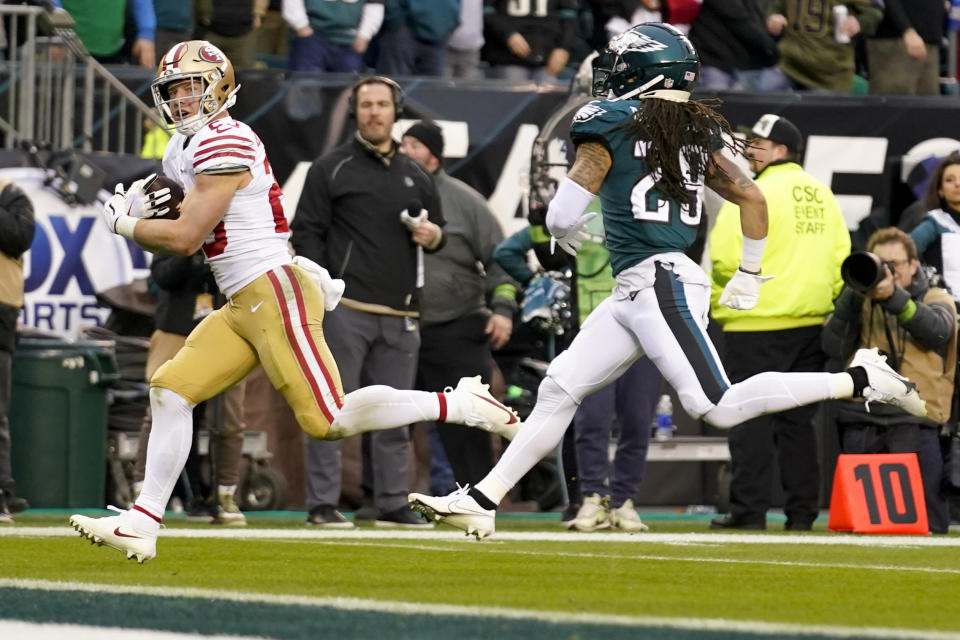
[847,365,869,397]
[469,487,497,510]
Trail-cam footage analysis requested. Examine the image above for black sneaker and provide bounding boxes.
[375,505,434,528]
[306,505,356,529]
[352,497,377,522]
[0,491,12,524]
[1,489,27,514]
[560,503,580,529]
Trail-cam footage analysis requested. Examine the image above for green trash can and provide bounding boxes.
[9,337,120,508]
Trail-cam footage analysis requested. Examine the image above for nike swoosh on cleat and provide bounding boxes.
[472,394,519,424]
[113,527,143,539]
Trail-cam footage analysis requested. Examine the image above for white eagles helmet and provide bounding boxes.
[151,40,239,136]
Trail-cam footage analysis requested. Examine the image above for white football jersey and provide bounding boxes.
[162,115,291,298]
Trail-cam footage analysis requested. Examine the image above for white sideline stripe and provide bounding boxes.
[0,621,261,640]
[2,578,959,640]
[4,526,960,547]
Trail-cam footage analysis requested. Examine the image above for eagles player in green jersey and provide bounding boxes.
[409,22,926,540]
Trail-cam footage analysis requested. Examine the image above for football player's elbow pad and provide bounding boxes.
[546,177,595,238]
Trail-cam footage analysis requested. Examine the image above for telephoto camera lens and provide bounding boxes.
[840,251,888,293]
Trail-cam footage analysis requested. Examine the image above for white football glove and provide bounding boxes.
[549,212,598,257]
[142,174,173,219]
[102,173,156,234]
[292,256,346,311]
[718,267,775,310]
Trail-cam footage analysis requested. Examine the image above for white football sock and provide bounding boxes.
[475,376,578,505]
[135,387,196,519]
[702,371,851,429]
[327,385,440,438]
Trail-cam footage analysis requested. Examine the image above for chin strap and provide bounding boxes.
[610,74,666,101]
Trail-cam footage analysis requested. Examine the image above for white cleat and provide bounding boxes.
[850,347,926,418]
[571,494,611,532]
[408,486,496,540]
[448,376,522,440]
[69,507,158,564]
[608,499,649,533]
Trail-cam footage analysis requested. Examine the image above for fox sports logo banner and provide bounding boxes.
[2,167,152,338]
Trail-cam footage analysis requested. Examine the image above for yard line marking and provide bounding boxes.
[2,578,959,640]
[5,526,960,547]
[278,538,960,575]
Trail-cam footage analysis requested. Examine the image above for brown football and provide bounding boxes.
[144,175,185,221]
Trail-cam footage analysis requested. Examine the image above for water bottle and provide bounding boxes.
[654,394,674,441]
[833,4,850,44]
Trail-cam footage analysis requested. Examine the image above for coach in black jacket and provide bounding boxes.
[291,76,445,528]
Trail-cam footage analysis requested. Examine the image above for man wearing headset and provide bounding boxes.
[291,76,446,528]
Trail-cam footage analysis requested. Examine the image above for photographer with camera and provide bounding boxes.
[823,227,954,533]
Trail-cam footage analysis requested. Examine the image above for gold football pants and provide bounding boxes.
[151,263,343,438]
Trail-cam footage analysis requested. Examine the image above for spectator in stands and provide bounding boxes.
[132,253,248,526]
[867,0,945,96]
[710,114,850,530]
[823,228,954,534]
[765,0,882,92]
[375,0,460,76]
[196,0,268,69]
[283,0,383,72]
[291,76,446,528]
[0,178,35,523]
[56,0,157,68]
[154,0,195,59]
[907,152,960,304]
[586,1,662,51]
[399,119,518,489]
[256,0,289,65]
[482,0,578,84]
[689,0,788,92]
[445,0,484,79]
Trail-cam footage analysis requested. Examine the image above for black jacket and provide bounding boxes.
[872,0,945,44]
[688,0,779,72]
[290,135,444,313]
[0,181,35,353]
[150,253,223,336]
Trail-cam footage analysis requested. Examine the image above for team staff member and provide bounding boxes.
[709,114,850,530]
[291,76,449,528]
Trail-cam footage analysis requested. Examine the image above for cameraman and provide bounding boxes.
[823,227,955,533]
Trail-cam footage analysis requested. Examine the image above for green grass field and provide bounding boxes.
[1,511,959,639]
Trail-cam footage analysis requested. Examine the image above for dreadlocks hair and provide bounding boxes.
[615,98,746,203]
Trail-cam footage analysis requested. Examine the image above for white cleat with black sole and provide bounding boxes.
[70,506,158,564]
[408,486,496,540]
[850,347,926,418]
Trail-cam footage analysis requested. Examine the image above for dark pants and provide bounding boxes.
[288,35,364,72]
[304,306,419,513]
[723,326,824,526]
[417,312,494,487]
[0,349,13,491]
[841,422,949,534]
[573,356,660,507]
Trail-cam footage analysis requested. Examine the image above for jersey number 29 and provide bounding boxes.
[630,141,703,227]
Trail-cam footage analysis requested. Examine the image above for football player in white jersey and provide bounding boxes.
[69,41,521,563]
